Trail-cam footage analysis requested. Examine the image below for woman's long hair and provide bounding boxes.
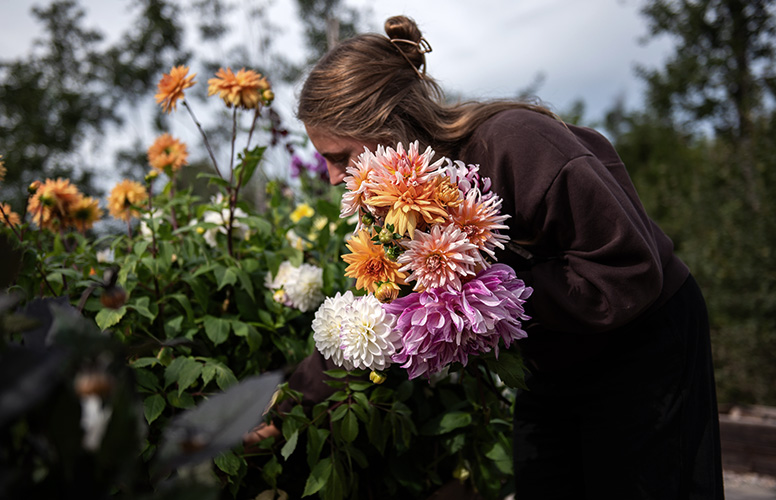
[297,15,558,158]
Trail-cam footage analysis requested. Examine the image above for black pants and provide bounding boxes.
[513,275,724,499]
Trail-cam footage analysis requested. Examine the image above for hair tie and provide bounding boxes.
[389,37,432,79]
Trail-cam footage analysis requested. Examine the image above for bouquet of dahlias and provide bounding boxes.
[312,141,533,381]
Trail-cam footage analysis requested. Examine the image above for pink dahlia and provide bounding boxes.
[441,159,492,198]
[397,224,479,292]
[384,264,532,379]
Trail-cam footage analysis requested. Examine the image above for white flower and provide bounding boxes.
[202,206,250,247]
[80,395,112,451]
[96,248,114,264]
[312,291,357,369]
[265,261,296,290]
[139,208,165,240]
[284,263,324,312]
[339,295,399,371]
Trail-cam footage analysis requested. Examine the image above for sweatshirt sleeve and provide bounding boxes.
[521,155,664,332]
[464,110,665,333]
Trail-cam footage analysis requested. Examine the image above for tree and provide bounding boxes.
[638,0,776,209]
[0,0,188,211]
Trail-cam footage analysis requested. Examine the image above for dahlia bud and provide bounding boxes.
[262,89,275,104]
[360,213,374,226]
[378,227,394,244]
[369,370,387,385]
[374,282,399,303]
[384,245,402,260]
[145,170,159,183]
[452,465,470,481]
[28,181,41,195]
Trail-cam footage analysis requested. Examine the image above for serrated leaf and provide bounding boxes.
[144,394,166,424]
[214,450,241,475]
[95,306,127,330]
[164,357,203,396]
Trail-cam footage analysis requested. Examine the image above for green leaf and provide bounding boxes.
[201,363,216,387]
[262,456,282,488]
[203,315,231,345]
[128,295,156,322]
[302,456,332,497]
[483,349,528,390]
[341,409,359,443]
[95,306,127,330]
[143,394,166,424]
[215,450,241,476]
[233,267,255,300]
[214,265,238,291]
[422,411,472,435]
[132,357,159,368]
[168,293,195,322]
[235,145,265,186]
[133,240,150,257]
[280,430,299,461]
[164,356,203,396]
[197,172,230,188]
[323,369,350,379]
[485,441,513,475]
[306,427,330,469]
[167,391,195,409]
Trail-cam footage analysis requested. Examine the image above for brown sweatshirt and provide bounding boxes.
[459,109,690,370]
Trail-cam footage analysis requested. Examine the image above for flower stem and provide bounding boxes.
[183,100,224,180]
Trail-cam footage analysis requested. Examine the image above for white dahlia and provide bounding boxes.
[339,294,399,371]
[312,291,357,368]
[283,263,325,312]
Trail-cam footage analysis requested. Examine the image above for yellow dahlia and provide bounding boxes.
[27,178,82,229]
[69,196,103,232]
[155,65,196,114]
[147,133,189,172]
[207,67,270,110]
[342,229,407,294]
[108,179,148,221]
[0,203,20,227]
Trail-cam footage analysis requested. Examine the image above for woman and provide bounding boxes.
[270,15,723,499]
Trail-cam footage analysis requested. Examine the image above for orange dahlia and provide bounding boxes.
[207,67,270,110]
[108,179,148,221]
[147,133,189,172]
[69,196,103,232]
[155,65,196,113]
[342,229,407,294]
[0,203,20,227]
[366,180,447,239]
[27,178,82,229]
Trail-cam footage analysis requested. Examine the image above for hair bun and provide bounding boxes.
[384,15,431,75]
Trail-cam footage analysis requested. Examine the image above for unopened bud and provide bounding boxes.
[378,227,394,244]
[452,465,470,481]
[196,226,205,235]
[262,89,275,104]
[28,181,41,194]
[360,213,374,226]
[369,370,387,385]
[374,282,399,303]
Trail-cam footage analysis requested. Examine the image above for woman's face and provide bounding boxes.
[305,125,377,185]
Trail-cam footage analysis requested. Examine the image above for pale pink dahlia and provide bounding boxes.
[397,224,479,292]
[385,264,532,379]
[340,148,375,218]
[447,189,510,261]
[440,159,492,198]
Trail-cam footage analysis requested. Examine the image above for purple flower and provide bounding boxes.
[384,264,532,379]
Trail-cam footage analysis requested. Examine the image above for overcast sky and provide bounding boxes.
[0,0,674,184]
[1,0,673,118]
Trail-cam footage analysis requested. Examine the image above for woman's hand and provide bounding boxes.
[243,421,281,445]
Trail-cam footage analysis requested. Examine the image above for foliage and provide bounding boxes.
[0,61,518,499]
